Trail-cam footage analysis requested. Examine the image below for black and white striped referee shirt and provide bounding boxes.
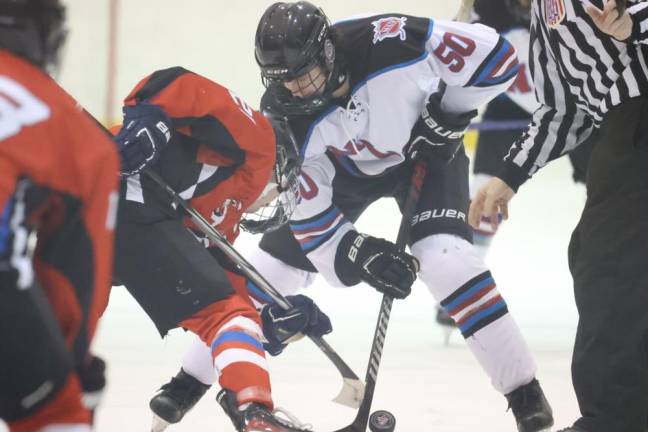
[500,0,648,190]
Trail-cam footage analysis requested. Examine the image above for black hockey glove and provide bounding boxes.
[336,231,419,299]
[114,103,172,176]
[406,93,477,169]
[260,294,332,356]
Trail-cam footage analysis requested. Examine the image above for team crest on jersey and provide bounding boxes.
[544,0,566,28]
[371,17,407,44]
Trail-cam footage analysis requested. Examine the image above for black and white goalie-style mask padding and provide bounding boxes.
[241,118,302,234]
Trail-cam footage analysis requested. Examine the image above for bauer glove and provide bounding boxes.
[115,103,172,176]
[406,92,477,168]
[260,294,332,356]
[335,231,419,299]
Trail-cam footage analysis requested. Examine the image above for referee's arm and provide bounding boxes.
[468,11,592,229]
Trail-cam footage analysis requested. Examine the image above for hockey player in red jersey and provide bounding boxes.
[111,67,328,432]
[0,1,120,431]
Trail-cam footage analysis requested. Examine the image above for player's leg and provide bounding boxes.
[114,215,311,431]
[435,100,532,332]
[181,271,312,432]
[147,228,319,428]
[407,149,553,432]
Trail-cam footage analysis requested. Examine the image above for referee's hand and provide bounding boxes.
[586,0,632,42]
[468,177,515,231]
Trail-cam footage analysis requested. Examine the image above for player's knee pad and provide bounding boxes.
[412,234,509,338]
[247,247,316,297]
[412,234,488,299]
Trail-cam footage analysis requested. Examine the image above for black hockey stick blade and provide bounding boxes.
[142,169,365,408]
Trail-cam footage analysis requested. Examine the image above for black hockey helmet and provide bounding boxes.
[254,2,345,115]
[504,0,531,27]
[0,0,67,72]
[241,114,302,234]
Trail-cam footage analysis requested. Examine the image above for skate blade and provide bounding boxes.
[151,414,171,432]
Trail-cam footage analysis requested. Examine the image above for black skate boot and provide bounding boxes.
[505,378,554,432]
[217,389,312,432]
[556,428,587,432]
[149,369,211,432]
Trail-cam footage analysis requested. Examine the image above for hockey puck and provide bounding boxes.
[369,410,396,432]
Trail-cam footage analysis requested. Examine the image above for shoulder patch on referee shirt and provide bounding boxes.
[544,0,566,28]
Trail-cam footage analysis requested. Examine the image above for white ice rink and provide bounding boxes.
[92,155,587,432]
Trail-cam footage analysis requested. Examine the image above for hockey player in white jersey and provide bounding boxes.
[149,3,554,431]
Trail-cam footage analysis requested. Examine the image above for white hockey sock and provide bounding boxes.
[182,336,218,385]
[412,234,537,394]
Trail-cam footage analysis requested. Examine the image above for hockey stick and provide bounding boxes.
[142,169,365,409]
[333,159,428,432]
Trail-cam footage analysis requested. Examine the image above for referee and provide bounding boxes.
[469,0,648,431]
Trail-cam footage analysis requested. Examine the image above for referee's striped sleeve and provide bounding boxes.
[629,2,648,43]
[499,16,593,191]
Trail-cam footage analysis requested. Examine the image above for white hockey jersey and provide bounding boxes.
[262,15,519,286]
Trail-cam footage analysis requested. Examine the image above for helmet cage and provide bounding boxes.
[241,119,302,234]
[257,4,342,115]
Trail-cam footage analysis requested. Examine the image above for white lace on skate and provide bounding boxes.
[272,407,313,431]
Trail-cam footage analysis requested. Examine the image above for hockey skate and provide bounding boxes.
[149,369,211,432]
[556,428,586,432]
[435,305,456,345]
[217,389,312,432]
[505,378,554,432]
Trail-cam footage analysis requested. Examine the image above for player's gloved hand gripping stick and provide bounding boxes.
[333,159,427,432]
[143,168,365,409]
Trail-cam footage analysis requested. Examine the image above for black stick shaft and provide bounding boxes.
[338,159,428,432]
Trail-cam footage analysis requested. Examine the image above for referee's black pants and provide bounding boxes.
[568,97,648,432]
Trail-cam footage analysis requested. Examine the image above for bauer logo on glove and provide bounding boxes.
[114,103,173,177]
[407,92,477,167]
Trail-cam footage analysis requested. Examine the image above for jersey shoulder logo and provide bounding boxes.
[544,0,566,28]
[371,16,407,44]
